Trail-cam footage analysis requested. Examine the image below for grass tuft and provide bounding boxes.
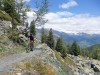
[34,61,56,75]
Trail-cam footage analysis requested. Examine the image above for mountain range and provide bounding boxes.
[52,30,100,48]
[36,28,100,48]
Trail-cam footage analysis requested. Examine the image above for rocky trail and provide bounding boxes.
[0,44,42,73]
[0,43,100,75]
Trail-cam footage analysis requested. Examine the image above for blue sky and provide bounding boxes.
[25,0,100,34]
[28,0,100,16]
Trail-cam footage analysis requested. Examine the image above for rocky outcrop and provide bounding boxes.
[31,44,71,75]
[0,20,12,36]
[68,54,100,75]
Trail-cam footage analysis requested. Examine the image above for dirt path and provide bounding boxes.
[0,44,42,72]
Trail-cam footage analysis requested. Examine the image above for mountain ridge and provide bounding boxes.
[52,30,100,48]
[36,28,100,48]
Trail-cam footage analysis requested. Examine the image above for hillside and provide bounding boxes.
[87,44,100,60]
[87,44,100,51]
[0,44,74,75]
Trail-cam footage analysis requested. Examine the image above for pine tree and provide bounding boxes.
[4,0,16,16]
[30,21,36,36]
[33,0,48,26]
[15,0,30,25]
[41,27,47,43]
[0,0,3,10]
[46,29,55,49]
[71,41,80,56]
[55,37,63,52]
[61,46,67,58]
[3,0,20,29]
[80,48,89,57]
[66,42,72,54]
[55,37,67,58]
[92,47,99,60]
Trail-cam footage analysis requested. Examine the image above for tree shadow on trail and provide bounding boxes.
[34,48,42,51]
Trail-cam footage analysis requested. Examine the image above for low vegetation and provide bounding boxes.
[2,58,56,75]
[54,50,64,64]
[0,10,12,21]
[34,61,56,75]
[64,57,75,66]
[0,34,26,58]
[0,10,20,25]
[54,50,74,66]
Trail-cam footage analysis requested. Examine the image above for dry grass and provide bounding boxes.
[54,50,74,66]
[11,59,56,75]
[64,57,75,66]
[34,61,56,75]
[54,50,65,64]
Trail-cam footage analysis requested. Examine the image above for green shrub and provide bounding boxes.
[7,29,19,42]
[0,10,20,25]
[14,19,20,25]
[0,10,12,21]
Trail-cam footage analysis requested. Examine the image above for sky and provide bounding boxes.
[25,0,100,34]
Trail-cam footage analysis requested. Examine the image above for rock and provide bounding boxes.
[67,54,100,75]
[91,60,100,72]
[0,20,12,36]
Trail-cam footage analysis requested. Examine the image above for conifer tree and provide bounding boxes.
[30,21,36,36]
[91,47,100,60]
[15,0,30,25]
[61,46,67,58]
[80,48,89,57]
[55,37,67,58]
[3,0,20,29]
[32,0,48,26]
[71,41,80,56]
[41,27,47,43]
[3,0,16,16]
[55,37,63,52]
[46,29,55,49]
[66,42,72,54]
[0,0,3,10]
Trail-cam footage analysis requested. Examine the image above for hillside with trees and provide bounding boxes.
[87,44,100,60]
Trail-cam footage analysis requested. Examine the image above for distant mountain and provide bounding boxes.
[51,30,100,48]
[36,28,100,48]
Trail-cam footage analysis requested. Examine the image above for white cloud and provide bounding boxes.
[16,0,31,3]
[26,10,36,24]
[59,0,78,9]
[43,12,100,34]
[23,0,31,2]
[45,11,74,20]
[56,11,74,17]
